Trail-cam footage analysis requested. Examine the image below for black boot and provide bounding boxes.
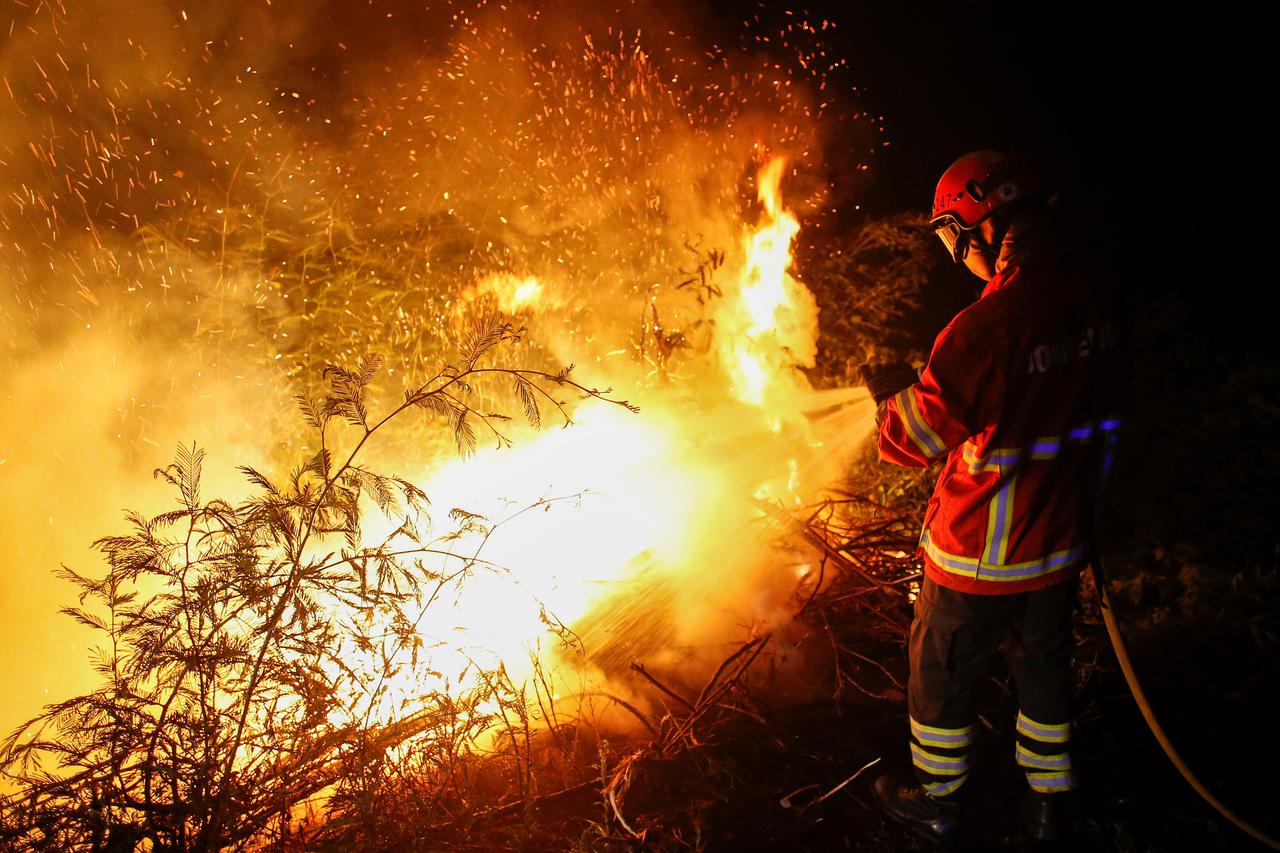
[873,773,961,845]
[1019,790,1075,845]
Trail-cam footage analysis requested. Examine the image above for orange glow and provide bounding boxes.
[717,157,818,409]
[349,401,726,718]
[0,4,878,752]
[340,160,857,725]
[471,272,546,314]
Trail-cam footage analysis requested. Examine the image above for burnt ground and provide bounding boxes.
[360,218,1280,851]
[405,595,1279,853]
[414,229,1280,851]
[454,587,1278,852]
[379,496,1277,853]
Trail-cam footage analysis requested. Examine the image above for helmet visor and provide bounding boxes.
[932,216,969,264]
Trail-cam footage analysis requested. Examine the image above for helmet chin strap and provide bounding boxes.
[975,212,1012,262]
[974,235,999,261]
[968,231,999,266]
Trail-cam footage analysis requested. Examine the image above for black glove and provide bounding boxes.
[857,361,920,405]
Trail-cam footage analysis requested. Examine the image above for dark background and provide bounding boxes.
[735,8,1277,849]
[714,0,1274,567]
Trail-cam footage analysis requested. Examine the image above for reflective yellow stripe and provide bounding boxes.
[911,743,969,776]
[1026,770,1076,793]
[965,417,1121,474]
[1016,743,1071,770]
[964,441,1019,473]
[982,481,1002,565]
[924,775,968,797]
[921,530,1086,583]
[1017,712,1070,744]
[964,440,994,472]
[981,472,1015,567]
[910,717,974,749]
[996,476,1016,564]
[896,386,946,459]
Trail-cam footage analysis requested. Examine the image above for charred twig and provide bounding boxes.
[567,692,660,740]
[779,784,820,809]
[629,663,695,713]
[840,645,907,691]
[419,779,602,835]
[754,497,897,594]
[695,635,769,711]
[813,756,881,804]
[663,637,770,749]
[794,552,829,617]
[608,786,641,839]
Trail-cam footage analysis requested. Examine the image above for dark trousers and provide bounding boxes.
[907,576,1078,797]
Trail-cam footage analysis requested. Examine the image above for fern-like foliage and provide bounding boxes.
[0,327,634,851]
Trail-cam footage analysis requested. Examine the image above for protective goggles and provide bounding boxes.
[931,215,970,264]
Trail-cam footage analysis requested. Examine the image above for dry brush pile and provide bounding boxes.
[0,212,943,852]
[0,319,640,851]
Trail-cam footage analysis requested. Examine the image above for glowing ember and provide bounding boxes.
[0,1,880,750]
[470,272,546,314]
[342,159,851,725]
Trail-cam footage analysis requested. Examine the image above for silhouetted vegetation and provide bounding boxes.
[0,319,634,851]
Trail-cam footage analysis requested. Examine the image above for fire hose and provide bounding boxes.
[822,375,1274,845]
[1090,562,1280,850]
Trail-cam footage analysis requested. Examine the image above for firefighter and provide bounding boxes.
[864,150,1126,845]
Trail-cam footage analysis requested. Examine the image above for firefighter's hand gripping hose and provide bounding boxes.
[1091,563,1280,850]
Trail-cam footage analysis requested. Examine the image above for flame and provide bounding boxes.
[0,0,883,769]
[470,272,546,314]
[348,159,834,723]
[351,402,724,715]
[715,157,819,410]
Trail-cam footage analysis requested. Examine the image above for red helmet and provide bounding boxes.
[930,150,1045,262]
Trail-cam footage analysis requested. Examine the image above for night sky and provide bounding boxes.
[808,1,1176,210]
[724,2,1231,304]
[739,2,1273,560]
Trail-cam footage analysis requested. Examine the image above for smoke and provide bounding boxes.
[1,0,876,738]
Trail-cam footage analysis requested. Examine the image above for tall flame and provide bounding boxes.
[341,158,835,724]
[719,157,818,409]
[0,1,882,762]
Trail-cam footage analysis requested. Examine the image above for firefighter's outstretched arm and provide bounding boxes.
[877,321,1002,467]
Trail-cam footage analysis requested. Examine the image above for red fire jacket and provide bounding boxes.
[879,246,1127,594]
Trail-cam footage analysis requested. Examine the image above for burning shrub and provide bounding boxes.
[0,320,633,851]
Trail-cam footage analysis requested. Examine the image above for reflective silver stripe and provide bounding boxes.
[967,414,1122,470]
[922,531,1086,583]
[1016,743,1071,770]
[1017,712,1070,743]
[1098,416,1122,500]
[925,415,1123,582]
[1029,439,1061,458]
[896,387,946,459]
[910,717,974,748]
[980,474,1015,567]
[965,442,1020,473]
[1026,770,1076,793]
[911,743,968,776]
[924,775,968,797]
